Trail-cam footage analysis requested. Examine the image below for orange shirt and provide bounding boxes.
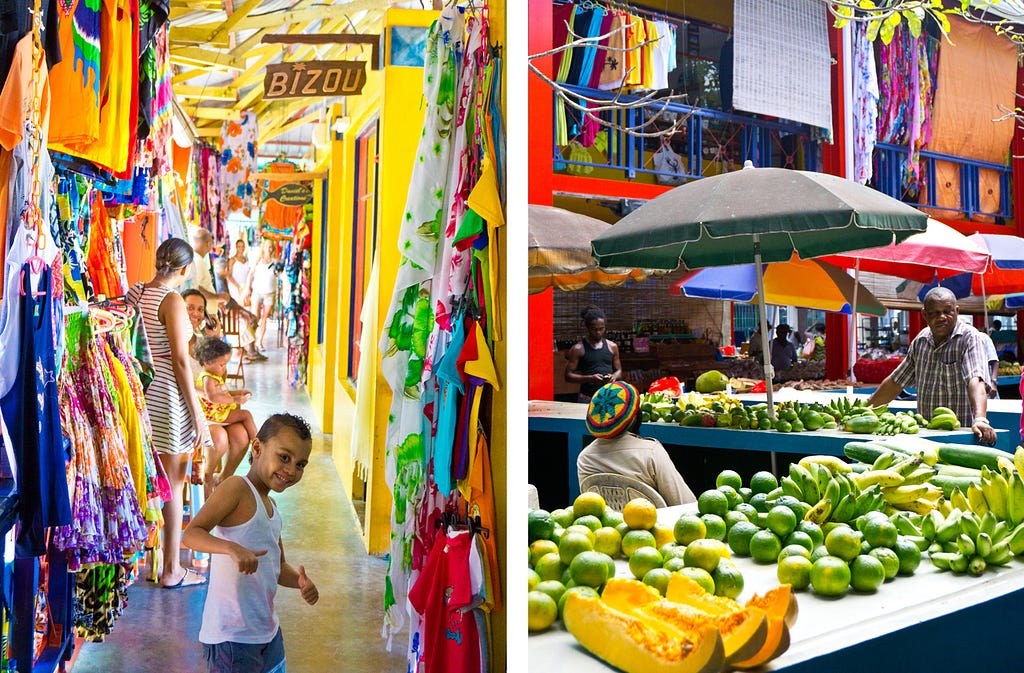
[48,0,103,148]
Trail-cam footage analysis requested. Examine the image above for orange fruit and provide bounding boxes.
[528,591,558,631]
[621,529,657,558]
[673,513,707,545]
[573,492,607,520]
[850,554,885,593]
[825,526,861,562]
[810,555,851,597]
[623,498,658,530]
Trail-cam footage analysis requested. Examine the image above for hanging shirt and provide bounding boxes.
[47,0,103,148]
[433,321,467,496]
[598,12,627,90]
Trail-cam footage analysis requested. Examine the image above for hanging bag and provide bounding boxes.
[652,137,686,185]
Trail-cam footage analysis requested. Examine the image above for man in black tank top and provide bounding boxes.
[565,306,622,402]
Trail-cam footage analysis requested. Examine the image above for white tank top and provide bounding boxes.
[199,476,283,645]
[251,260,277,296]
[228,257,250,303]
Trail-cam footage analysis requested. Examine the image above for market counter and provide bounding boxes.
[528,504,1024,673]
[529,401,1009,501]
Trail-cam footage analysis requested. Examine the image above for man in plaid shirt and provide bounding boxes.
[868,287,997,445]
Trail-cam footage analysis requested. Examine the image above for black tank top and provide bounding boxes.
[579,339,614,397]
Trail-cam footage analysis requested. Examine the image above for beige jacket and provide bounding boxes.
[577,433,696,506]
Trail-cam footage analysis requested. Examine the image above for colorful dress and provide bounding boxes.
[196,371,233,423]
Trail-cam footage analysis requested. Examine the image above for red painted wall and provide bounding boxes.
[528,0,555,399]
[823,26,850,381]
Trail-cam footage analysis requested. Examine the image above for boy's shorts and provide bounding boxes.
[203,628,285,673]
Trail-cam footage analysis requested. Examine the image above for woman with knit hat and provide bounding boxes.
[577,382,696,506]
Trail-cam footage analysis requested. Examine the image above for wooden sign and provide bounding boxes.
[264,60,367,99]
[263,183,313,206]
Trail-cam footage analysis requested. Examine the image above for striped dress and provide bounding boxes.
[126,282,196,455]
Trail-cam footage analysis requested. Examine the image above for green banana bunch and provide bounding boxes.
[967,482,989,516]
[929,506,1014,575]
[789,463,819,504]
[980,466,1010,521]
[803,497,833,524]
[1005,471,1024,527]
[1014,446,1024,476]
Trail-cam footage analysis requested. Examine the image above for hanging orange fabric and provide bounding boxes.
[47,0,103,148]
[261,160,305,241]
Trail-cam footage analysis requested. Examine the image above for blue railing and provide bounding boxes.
[553,84,819,181]
[874,142,1012,221]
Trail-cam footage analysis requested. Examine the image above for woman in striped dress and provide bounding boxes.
[126,238,213,589]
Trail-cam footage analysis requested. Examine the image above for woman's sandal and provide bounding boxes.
[163,567,207,589]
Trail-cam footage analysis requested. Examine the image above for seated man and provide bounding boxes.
[577,382,696,506]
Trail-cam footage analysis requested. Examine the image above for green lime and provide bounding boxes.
[534,552,565,581]
[679,566,716,594]
[767,506,798,538]
[530,539,560,567]
[569,550,611,588]
[724,510,749,531]
[528,509,555,542]
[551,508,574,529]
[868,547,900,580]
[809,545,831,563]
[629,546,664,580]
[738,487,753,503]
[558,532,594,566]
[684,538,728,574]
[777,555,813,590]
[850,554,886,593]
[750,471,779,495]
[642,568,674,596]
[621,529,657,558]
[564,525,596,545]
[825,526,861,562]
[573,492,607,520]
[735,503,759,520]
[697,490,730,517]
[534,579,567,606]
[862,517,899,549]
[810,556,851,597]
[749,493,770,513]
[701,514,727,541]
[528,568,540,591]
[716,469,744,491]
[557,585,599,621]
[777,543,812,562]
[893,536,922,575]
[712,561,745,599]
[749,530,783,564]
[673,513,707,545]
[783,531,814,553]
[528,591,558,631]
[593,527,623,558]
[718,485,742,510]
[601,509,624,528]
[663,557,687,572]
[796,520,825,548]
[727,521,759,557]
[573,515,603,532]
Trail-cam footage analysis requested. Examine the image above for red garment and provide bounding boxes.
[408,530,481,673]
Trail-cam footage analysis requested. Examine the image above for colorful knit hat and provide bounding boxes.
[586,382,640,438]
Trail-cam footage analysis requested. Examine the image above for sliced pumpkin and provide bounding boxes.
[731,585,799,670]
[563,591,725,673]
[640,599,767,665]
[665,574,744,615]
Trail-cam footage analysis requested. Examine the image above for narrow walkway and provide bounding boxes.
[70,330,407,672]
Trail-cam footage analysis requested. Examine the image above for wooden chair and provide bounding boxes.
[218,309,246,389]
[579,473,668,511]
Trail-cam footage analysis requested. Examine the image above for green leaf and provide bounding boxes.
[879,20,897,45]
[833,18,851,29]
[866,18,882,41]
[902,11,922,37]
[858,0,877,8]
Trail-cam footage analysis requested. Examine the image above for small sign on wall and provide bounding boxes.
[264,60,367,99]
[263,183,313,206]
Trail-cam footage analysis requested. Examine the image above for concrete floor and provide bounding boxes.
[69,330,408,673]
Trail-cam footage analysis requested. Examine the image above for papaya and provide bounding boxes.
[659,575,767,664]
[563,585,725,673]
[695,370,729,393]
[731,585,799,669]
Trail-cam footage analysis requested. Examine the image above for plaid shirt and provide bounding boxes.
[891,319,990,424]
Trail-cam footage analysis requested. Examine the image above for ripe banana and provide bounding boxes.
[799,455,852,474]
[883,484,932,505]
[983,472,1010,521]
[996,455,1017,479]
[1015,446,1024,476]
[804,498,833,524]
[894,498,938,515]
[967,482,989,516]
[872,451,896,471]
[1009,473,1024,527]
[937,496,953,517]
[949,487,970,512]
[856,470,905,489]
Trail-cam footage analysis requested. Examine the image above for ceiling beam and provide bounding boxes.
[177,0,385,34]
[170,46,245,70]
[188,106,245,121]
[176,85,238,102]
[195,127,223,138]
[209,0,265,44]
[261,110,322,142]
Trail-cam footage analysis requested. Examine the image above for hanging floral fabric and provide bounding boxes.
[219,110,258,217]
[193,144,224,240]
[851,23,878,185]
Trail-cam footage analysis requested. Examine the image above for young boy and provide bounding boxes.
[183,413,319,673]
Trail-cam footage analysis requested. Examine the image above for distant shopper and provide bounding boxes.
[867,287,996,444]
[989,319,1002,336]
[802,322,826,361]
[770,324,798,379]
[979,328,999,400]
[748,323,771,364]
[183,413,319,673]
[565,305,622,403]
[577,382,696,506]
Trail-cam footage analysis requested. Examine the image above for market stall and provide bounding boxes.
[528,400,1009,502]
[529,504,1024,673]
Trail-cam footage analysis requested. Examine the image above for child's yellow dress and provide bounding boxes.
[196,372,235,423]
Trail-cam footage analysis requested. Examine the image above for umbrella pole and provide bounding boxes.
[850,260,860,383]
[981,273,988,327]
[753,234,777,475]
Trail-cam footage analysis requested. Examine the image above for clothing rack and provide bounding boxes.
[433,507,490,539]
[553,0,676,25]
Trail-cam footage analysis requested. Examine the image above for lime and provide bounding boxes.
[862,517,899,549]
[796,521,825,548]
[564,524,597,545]
[684,538,727,573]
[750,471,779,495]
[534,552,566,581]
[850,554,886,593]
[629,546,664,580]
[766,506,798,538]
[738,487,753,503]
[573,514,603,532]
[869,546,900,580]
[749,530,783,564]
[825,526,862,562]
[573,492,607,520]
[551,508,574,529]
[783,531,814,553]
[558,532,594,566]
[642,568,674,596]
[663,545,688,562]
[716,469,744,491]
[697,490,730,517]
[600,509,624,528]
[679,567,716,594]
[749,493,770,513]
[527,568,540,591]
[727,521,759,556]
[528,510,555,543]
[569,550,611,588]
[809,545,831,563]
[893,536,922,575]
[557,585,599,621]
[701,514,727,541]
[724,510,750,531]
[593,527,623,558]
[621,529,657,558]
[528,591,558,631]
[663,557,687,572]
[615,521,631,539]
[561,568,573,586]
[534,580,567,606]
[530,539,559,567]
[673,513,707,545]
[810,556,851,597]
[735,503,759,520]
[718,485,742,510]
[777,555,812,591]
[712,561,745,599]
[623,498,658,530]
[778,543,812,561]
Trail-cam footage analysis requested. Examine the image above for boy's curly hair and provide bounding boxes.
[193,337,233,365]
[257,413,312,443]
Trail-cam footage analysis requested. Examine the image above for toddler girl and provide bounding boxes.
[194,337,258,487]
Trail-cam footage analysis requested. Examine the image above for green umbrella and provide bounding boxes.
[592,163,928,416]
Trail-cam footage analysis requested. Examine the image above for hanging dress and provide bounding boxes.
[0,263,72,557]
[125,282,195,454]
